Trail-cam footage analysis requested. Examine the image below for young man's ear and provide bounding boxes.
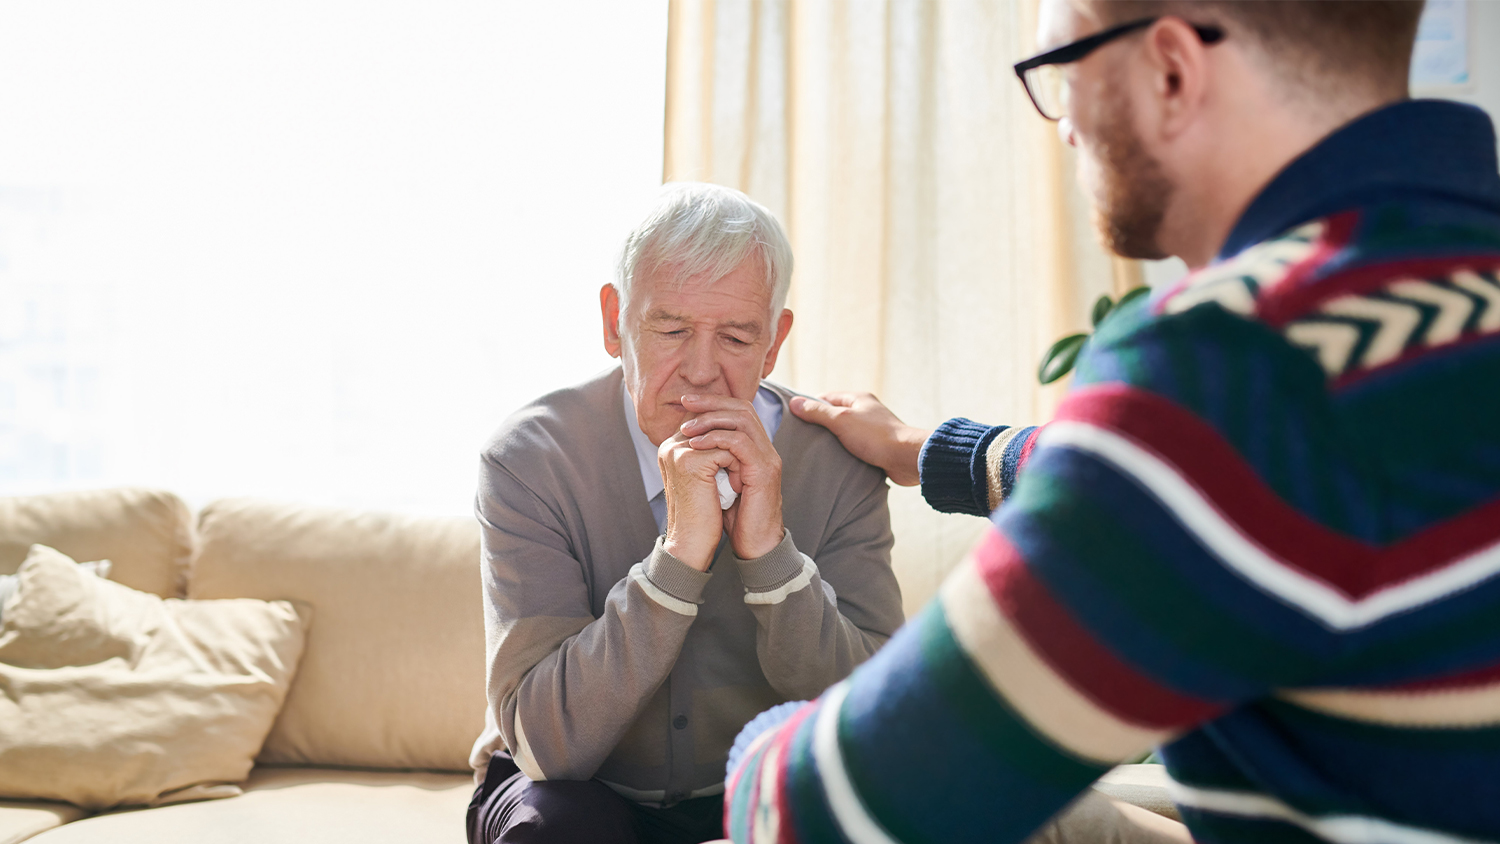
[600,284,623,359]
[1144,16,1213,139]
[761,310,795,378]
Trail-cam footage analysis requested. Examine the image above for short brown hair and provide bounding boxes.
[1092,1,1424,99]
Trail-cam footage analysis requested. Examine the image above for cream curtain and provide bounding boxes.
[664,0,1136,613]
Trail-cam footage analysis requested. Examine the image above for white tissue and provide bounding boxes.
[715,469,738,510]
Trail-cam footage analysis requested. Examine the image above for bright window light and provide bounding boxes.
[0,1,668,515]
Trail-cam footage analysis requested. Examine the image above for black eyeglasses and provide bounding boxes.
[1013,17,1224,121]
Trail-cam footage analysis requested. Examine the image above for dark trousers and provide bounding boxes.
[467,751,725,844]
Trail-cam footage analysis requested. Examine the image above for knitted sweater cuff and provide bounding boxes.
[919,417,1007,517]
[735,529,804,590]
[645,536,714,604]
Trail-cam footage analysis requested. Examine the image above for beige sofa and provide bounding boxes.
[0,488,482,844]
[0,487,1175,844]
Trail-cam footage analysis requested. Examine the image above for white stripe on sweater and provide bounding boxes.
[751,738,784,843]
[1168,779,1493,844]
[812,682,904,844]
[1041,421,1500,631]
[1281,680,1500,728]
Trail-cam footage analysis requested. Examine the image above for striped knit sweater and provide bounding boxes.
[723,100,1500,844]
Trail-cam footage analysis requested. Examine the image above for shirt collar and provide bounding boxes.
[623,384,785,502]
[1220,99,1500,260]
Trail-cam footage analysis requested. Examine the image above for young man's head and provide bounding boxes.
[600,183,795,445]
[1028,0,1424,267]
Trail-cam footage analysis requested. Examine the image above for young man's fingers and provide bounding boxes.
[790,395,840,427]
[818,391,866,408]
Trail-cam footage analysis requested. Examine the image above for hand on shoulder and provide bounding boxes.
[789,392,928,487]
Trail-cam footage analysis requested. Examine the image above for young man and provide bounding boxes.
[467,183,903,844]
[725,2,1500,842]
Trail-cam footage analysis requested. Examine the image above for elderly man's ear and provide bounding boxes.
[763,309,794,378]
[600,284,623,359]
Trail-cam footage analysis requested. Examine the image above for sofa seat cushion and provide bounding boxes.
[25,767,473,844]
[0,800,87,844]
[1094,764,1179,821]
[191,499,482,771]
[0,489,194,599]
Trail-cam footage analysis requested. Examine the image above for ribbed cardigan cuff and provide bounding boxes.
[645,536,714,604]
[734,529,803,590]
[919,417,1007,517]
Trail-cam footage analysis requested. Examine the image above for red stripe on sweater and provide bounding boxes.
[974,528,1223,728]
[771,701,815,844]
[1053,384,1500,599]
[1018,427,1042,471]
[1053,386,1375,592]
[1377,501,1500,599]
[1379,658,1500,693]
[1264,211,1361,297]
[724,699,813,841]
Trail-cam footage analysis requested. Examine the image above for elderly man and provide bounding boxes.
[466,182,904,844]
[727,1,1500,843]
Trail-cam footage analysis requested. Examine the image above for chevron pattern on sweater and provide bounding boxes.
[1161,221,1325,317]
[1281,268,1500,379]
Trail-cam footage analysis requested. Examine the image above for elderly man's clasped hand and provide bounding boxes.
[658,393,784,571]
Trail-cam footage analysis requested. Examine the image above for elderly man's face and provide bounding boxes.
[601,258,793,446]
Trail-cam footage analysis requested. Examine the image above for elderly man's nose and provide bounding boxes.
[680,339,719,385]
[1058,116,1077,147]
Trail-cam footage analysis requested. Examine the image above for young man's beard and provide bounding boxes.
[1089,87,1174,261]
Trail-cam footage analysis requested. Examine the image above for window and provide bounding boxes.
[0,2,668,515]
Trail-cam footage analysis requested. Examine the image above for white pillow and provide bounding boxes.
[0,545,311,809]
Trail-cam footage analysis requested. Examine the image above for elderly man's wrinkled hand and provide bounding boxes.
[679,394,785,561]
[659,432,733,571]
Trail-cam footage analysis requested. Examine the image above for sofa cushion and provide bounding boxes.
[0,800,87,844]
[24,767,472,844]
[0,488,194,598]
[1094,764,1180,821]
[0,545,310,810]
[191,499,483,771]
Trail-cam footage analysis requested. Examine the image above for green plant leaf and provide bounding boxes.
[1090,294,1114,327]
[1118,285,1151,308]
[1038,333,1088,385]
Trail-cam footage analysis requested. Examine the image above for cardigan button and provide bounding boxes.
[673,715,689,730]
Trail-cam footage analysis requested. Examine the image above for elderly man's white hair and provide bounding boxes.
[615,182,793,337]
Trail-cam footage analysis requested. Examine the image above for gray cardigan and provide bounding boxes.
[468,366,903,805]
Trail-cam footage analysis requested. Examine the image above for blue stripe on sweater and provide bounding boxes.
[1248,700,1500,836]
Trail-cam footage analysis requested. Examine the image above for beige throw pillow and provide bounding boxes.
[0,545,311,810]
